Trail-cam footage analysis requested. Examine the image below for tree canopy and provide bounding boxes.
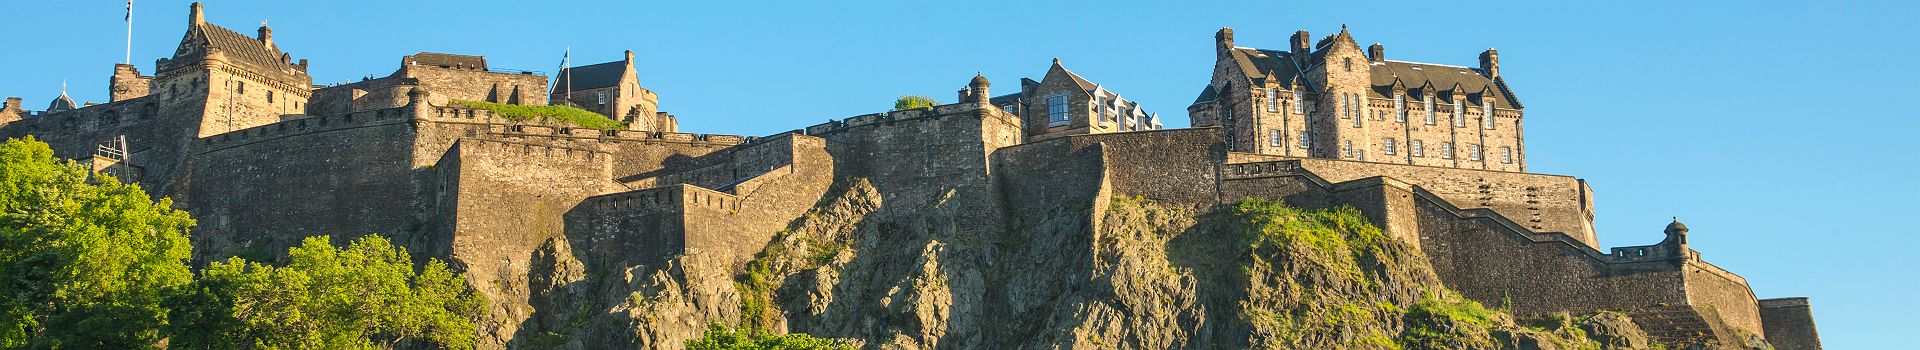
[0,136,195,348]
[891,96,940,111]
[685,323,849,350]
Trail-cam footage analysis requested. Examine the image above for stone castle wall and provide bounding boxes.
[1758,298,1822,350]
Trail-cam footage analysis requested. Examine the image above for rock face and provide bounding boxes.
[511,177,1676,349]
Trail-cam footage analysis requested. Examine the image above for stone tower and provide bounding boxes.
[153,2,313,138]
[109,64,152,102]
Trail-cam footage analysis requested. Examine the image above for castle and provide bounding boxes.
[0,4,1820,349]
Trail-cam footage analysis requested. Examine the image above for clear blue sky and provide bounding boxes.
[3,0,1914,347]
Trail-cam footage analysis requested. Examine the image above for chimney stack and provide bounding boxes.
[1479,48,1501,78]
[189,2,204,26]
[3,97,21,112]
[1368,43,1385,62]
[624,50,635,64]
[1290,30,1311,54]
[1215,27,1235,57]
[258,24,274,49]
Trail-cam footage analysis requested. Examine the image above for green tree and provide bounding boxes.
[891,95,940,111]
[685,323,849,350]
[0,136,196,348]
[169,235,486,349]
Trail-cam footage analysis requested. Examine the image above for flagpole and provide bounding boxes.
[564,47,571,102]
[124,0,134,65]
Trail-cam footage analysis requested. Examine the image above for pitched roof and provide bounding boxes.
[1228,48,1305,88]
[1192,84,1219,104]
[405,52,487,70]
[194,23,289,71]
[1370,60,1518,108]
[553,60,627,91]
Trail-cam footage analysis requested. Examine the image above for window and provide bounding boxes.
[1341,94,1350,119]
[1293,92,1305,113]
[1269,130,1282,147]
[236,81,245,94]
[1384,138,1397,155]
[1442,142,1455,159]
[1469,144,1483,161]
[1357,150,1366,161]
[1344,58,1353,72]
[1424,98,1436,125]
[1393,94,1406,122]
[1266,88,1278,112]
[1501,147,1513,164]
[1452,101,1465,127]
[1297,132,1310,148]
[1412,140,1425,157]
[266,90,274,103]
[597,91,609,105]
[1046,94,1069,126]
[1483,103,1495,129]
[1352,96,1363,128]
[1343,140,1353,158]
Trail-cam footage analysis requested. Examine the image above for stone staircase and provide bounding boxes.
[1629,305,1723,347]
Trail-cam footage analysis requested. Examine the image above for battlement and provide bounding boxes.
[427,105,749,146]
[195,106,415,152]
[582,183,741,214]
[801,102,992,136]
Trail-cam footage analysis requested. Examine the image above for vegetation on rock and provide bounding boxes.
[685,323,850,350]
[451,99,628,130]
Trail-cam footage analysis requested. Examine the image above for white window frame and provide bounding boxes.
[1483,103,1496,129]
[1501,146,1513,164]
[1270,130,1282,147]
[1393,94,1406,122]
[1046,94,1070,126]
[1297,132,1310,149]
[1384,138,1397,155]
[1442,142,1455,159]
[597,91,609,105]
[1412,140,1425,157]
[1266,88,1279,112]
[1293,91,1305,114]
[1424,98,1436,125]
[1452,100,1465,127]
[1469,144,1483,161]
[1343,140,1353,158]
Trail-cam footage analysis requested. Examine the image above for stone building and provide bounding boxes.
[0,4,1821,348]
[989,59,1162,141]
[1190,26,1525,172]
[550,50,677,132]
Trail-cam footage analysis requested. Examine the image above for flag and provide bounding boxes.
[126,0,132,21]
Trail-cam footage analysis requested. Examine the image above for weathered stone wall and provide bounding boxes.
[1010,128,1222,206]
[439,137,617,345]
[1684,261,1764,337]
[1758,298,1822,350]
[181,107,426,262]
[806,103,1023,233]
[1227,152,1595,247]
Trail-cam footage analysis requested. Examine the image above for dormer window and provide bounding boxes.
[1452,100,1465,127]
[1423,97,1436,125]
[1393,94,1405,122]
[1046,94,1069,126]
[1265,88,1278,112]
[1482,102,1495,129]
[1292,91,1305,114]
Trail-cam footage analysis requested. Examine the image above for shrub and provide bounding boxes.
[451,100,628,130]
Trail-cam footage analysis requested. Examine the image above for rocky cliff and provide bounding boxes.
[504,177,1731,349]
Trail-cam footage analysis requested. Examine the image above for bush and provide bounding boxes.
[452,100,628,130]
[891,96,939,111]
[685,323,849,350]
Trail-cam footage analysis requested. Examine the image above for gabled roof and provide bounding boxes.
[405,52,487,70]
[193,23,290,71]
[1369,60,1517,108]
[1228,48,1305,88]
[553,60,627,91]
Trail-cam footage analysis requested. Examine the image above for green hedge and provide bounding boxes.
[451,100,628,130]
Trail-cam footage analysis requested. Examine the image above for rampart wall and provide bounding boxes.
[1758,298,1822,350]
[1685,261,1764,337]
[804,103,1023,233]
[183,106,427,262]
[1227,152,1597,247]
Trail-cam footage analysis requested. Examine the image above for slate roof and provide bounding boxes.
[47,93,76,112]
[1192,85,1219,104]
[193,23,289,71]
[1223,46,1519,109]
[552,60,627,91]
[406,52,487,70]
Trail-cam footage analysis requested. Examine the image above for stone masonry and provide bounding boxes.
[0,4,1818,349]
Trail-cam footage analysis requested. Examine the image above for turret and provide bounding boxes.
[1368,43,1385,62]
[1479,48,1501,78]
[1215,27,1235,57]
[967,73,990,104]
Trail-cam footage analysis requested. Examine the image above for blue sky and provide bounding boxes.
[3,0,1914,347]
